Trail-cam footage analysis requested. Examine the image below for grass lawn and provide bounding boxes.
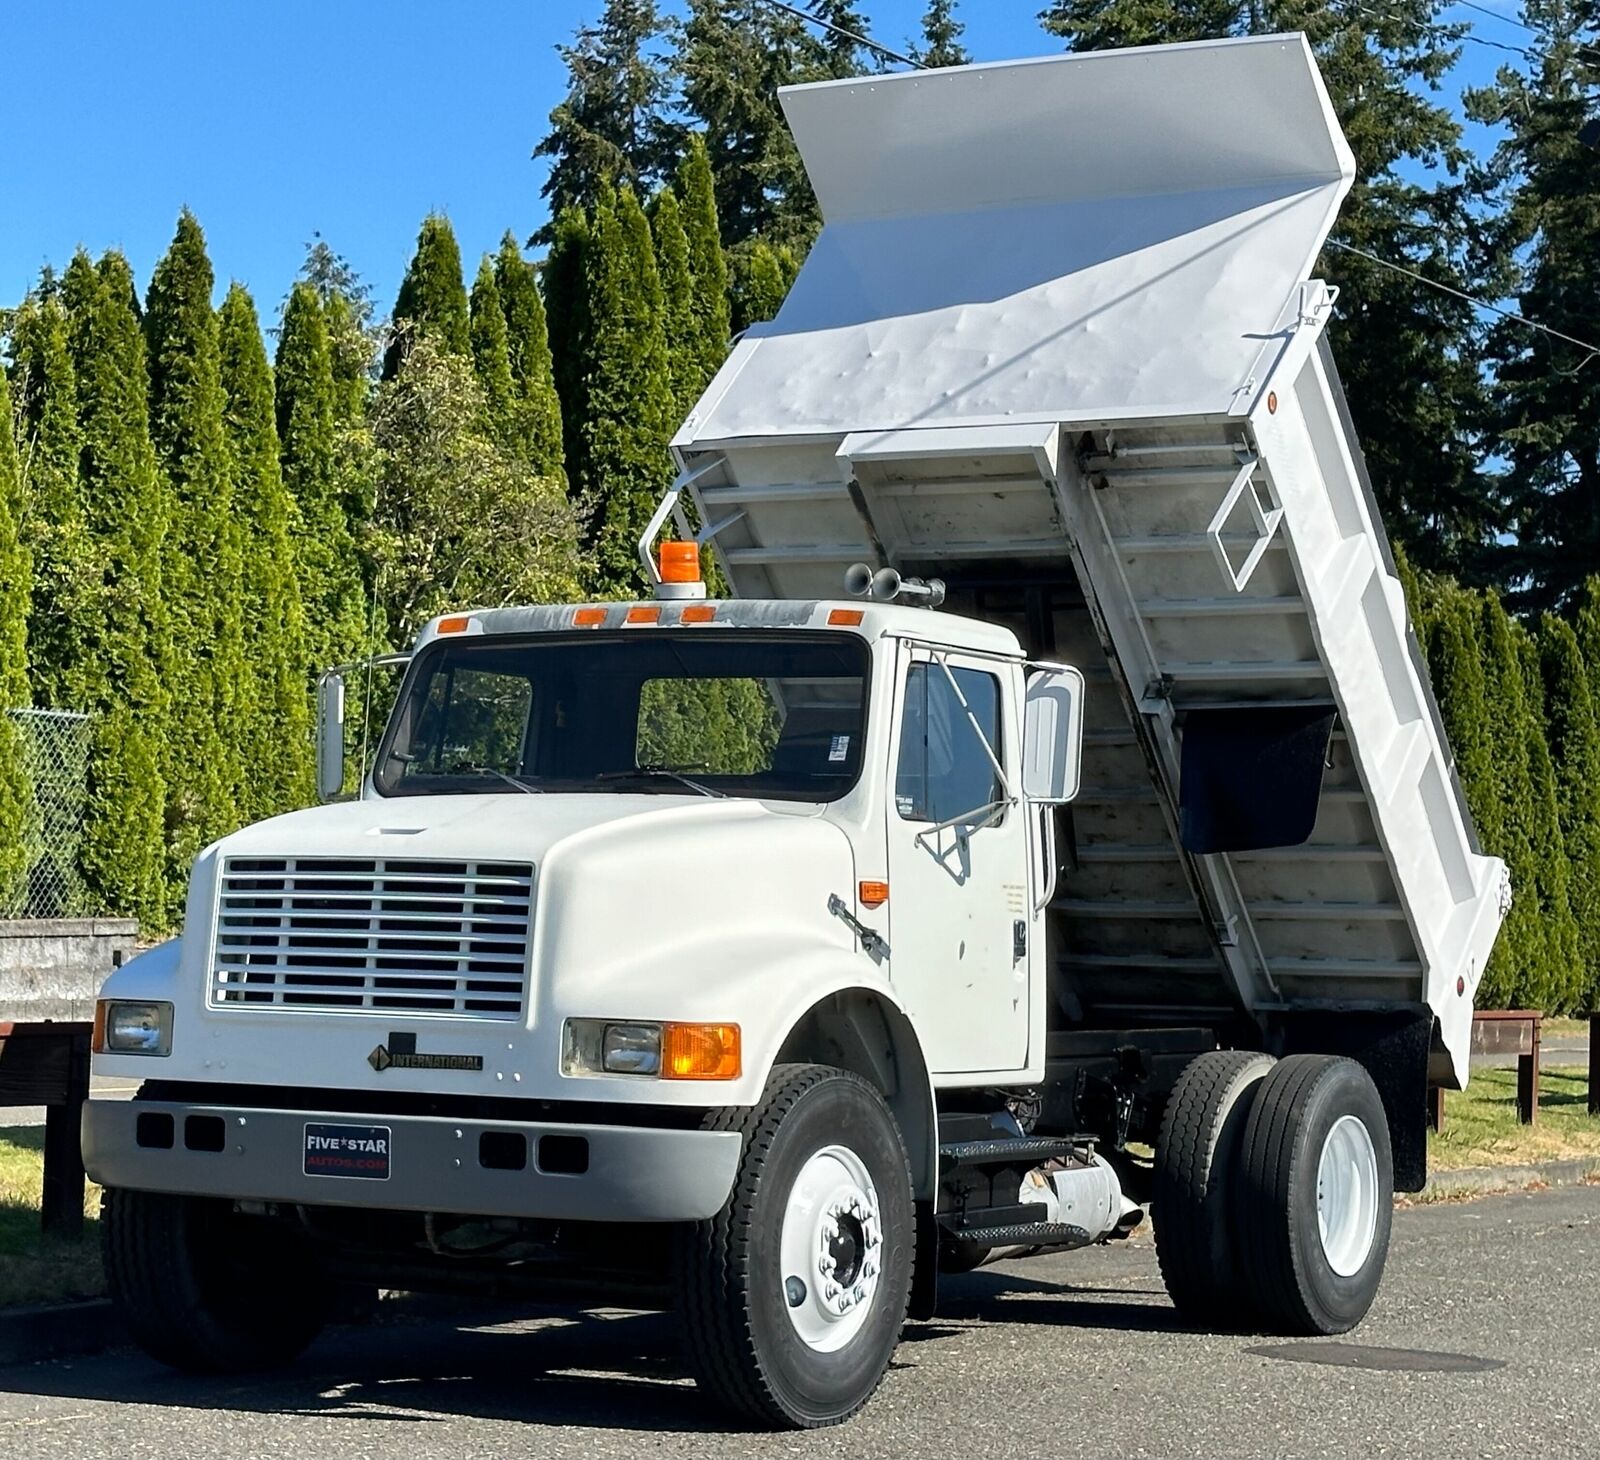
[0,1124,103,1308]
[1429,1064,1600,1171]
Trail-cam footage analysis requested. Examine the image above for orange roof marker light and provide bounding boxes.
[828,608,865,626]
[681,604,717,624]
[653,539,708,602]
[436,614,473,635]
[626,605,662,625]
[573,607,607,627]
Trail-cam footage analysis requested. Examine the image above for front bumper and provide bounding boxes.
[82,1099,742,1223]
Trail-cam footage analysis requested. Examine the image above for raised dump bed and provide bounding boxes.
[671,34,1508,1086]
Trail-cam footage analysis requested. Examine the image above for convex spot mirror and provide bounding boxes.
[1023,664,1084,803]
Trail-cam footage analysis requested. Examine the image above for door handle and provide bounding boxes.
[1013,919,1027,962]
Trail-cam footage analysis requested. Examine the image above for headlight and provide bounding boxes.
[94,1000,174,1056]
[562,1019,740,1080]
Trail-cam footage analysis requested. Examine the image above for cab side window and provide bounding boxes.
[895,663,1003,823]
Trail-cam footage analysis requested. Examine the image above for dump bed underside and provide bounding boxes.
[669,36,1506,1082]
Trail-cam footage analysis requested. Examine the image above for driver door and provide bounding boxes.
[884,645,1030,1075]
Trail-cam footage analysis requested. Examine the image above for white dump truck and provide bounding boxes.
[85,34,1507,1429]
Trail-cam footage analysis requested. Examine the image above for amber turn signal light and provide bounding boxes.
[661,1022,741,1080]
[859,880,889,907]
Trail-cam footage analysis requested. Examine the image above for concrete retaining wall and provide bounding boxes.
[0,919,139,1022]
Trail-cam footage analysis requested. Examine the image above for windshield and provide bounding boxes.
[373,631,870,802]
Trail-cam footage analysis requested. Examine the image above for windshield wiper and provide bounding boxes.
[595,764,725,799]
[464,765,544,795]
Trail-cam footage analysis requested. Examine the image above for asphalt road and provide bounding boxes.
[2,1186,1597,1459]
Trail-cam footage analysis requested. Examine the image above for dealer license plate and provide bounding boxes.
[303,1122,392,1180]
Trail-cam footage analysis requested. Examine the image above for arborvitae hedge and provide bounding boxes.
[383,214,471,379]
[0,356,34,904]
[543,206,592,499]
[677,133,732,394]
[276,282,369,679]
[468,256,518,447]
[65,250,170,928]
[144,211,244,905]
[218,284,313,821]
[650,187,699,417]
[9,297,94,710]
[580,187,676,591]
[494,231,566,484]
[1539,614,1600,1008]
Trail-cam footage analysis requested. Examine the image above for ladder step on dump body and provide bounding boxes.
[671,34,1507,1087]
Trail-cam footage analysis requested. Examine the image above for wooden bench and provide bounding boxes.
[0,1020,92,1233]
[1428,1009,1542,1132]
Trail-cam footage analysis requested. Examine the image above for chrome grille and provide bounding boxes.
[211,857,533,1019]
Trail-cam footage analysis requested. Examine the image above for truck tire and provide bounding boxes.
[1152,1048,1276,1322]
[675,1063,915,1428]
[1232,1054,1393,1335]
[102,1186,329,1373]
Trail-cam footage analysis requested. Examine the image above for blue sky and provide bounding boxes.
[0,1,1524,327]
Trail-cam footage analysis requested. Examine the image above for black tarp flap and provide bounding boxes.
[1179,705,1336,854]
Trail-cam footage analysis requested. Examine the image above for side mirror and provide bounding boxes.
[315,671,346,802]
[1023,665,1084,803]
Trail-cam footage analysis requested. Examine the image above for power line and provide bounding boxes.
[1445,0,1540,38]
[1324,239,1600,367]
[1342,0,1540,62]
[758,1,920,70]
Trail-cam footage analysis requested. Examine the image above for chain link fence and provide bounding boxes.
[2,707,91,919]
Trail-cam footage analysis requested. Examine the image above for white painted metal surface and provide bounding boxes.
[672,35,1506,1084]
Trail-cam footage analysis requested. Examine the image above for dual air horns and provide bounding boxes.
[844,562,946,608]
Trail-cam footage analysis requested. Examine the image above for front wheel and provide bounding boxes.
[102,1187,329,1373]
[675,1064,915,1428]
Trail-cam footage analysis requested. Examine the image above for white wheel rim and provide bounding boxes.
[778,1144,884,1353]
[1316,1114,1379,1277]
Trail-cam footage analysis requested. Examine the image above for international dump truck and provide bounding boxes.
[84,35,1508,1429]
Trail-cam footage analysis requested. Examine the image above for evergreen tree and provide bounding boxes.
[913,0,969,67]
[650,187,700,416]
[494,232,566,483]
[9,297,95,709]
[382,214,471,380]
[277,282,369,677]
[805,1,879,78]
[534,0,681,235]
[543,206,593,497]
[1516,619,1581,1010]
[299,236,377,423]
[580,186,677,590]
[1480,592,1573,1010]
[1578,576,1600,707]
[63,251,169,928]
[469,256,518,446]
[0,352,33,906]
[144,211,244,896]
[1465,4,1600,610]
[676,135,733,391]
[678,0,819,247]
[1041,2,1496,582]
[731,239,791,332]
[218,284,313,821]
[1539,612,1600,1008]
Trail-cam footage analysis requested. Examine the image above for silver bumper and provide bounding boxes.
[82,1099,742,1223]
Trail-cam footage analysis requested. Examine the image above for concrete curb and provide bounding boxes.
[1413,1157,1600,1202]
[0,1299,124,1369]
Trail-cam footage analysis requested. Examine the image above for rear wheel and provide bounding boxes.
[675,1064,915,1428]
[102,1186,329,1373]
[1232,1055,1393,1334]
[1152,1049,1276,1322]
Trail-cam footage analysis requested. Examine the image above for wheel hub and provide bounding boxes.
[1316,1114,1379,1277]
[780,1145,883,1352]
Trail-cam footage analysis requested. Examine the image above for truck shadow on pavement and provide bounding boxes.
[0,1274,1200,1432]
